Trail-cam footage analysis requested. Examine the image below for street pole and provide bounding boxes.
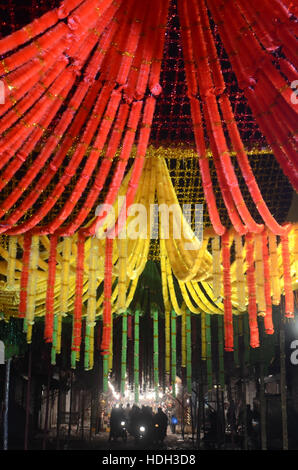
[3,358,12,450]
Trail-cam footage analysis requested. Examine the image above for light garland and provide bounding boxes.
[268,231,281,305]
[234,233,246,312]
[255,232,267,317]
[245,233,260,348]
[26,234,39,343]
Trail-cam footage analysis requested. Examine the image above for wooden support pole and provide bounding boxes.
[24,345,32,450]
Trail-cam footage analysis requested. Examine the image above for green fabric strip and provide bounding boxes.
[153,309,159,401]
[206,313,212,390]
[186,309,192,394]
[218,315,225,388]
[134,310,140,404]
[121,311,128,396]
[84,324,91,371]
[51,314,58,365]
[233,315,239,367]
[171,310,177,398]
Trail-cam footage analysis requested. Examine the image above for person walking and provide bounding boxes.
[170,414,178,433]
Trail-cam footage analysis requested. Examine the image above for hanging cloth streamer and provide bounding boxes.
[134,309,140,404]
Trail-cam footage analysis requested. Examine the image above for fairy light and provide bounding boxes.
[108,380,120,401]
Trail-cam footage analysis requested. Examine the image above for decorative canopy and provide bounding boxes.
[0,0,297,378]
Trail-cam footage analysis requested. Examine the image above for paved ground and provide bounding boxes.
[92,432,196,451]
[26,430,199,451]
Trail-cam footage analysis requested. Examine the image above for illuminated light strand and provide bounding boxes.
[61,103,130,236]
[0,23,69,76]
[177,0,225,236]
[254,68,297,147]
[117,236,127,313]
[0,71,75,197]
[109,0,169,239]
[26,235,39,343]
[262,230,274,334]
[5,83,114,235]
[18,234,32,318]
[57,237,72,354]
[0,80,105,230]
[101,237,113,354]
[116,0,148,86]
[160,234,171,379]
[212,236,221,300]
[245,87,298,192]
[72,233,85,355]
[0,67,76,166]
[294,226,298,282]
[0,2,125,231]
[122,1,153,103]
[206,0,298,190]
[254,232,267,317]
[245,233,260,348]
[234,233,246,312]
[85,236,98,370]
[235,0,279,52]
[46,89,122,235]
[99,0,139,84]
[148,0,170,94]
[281,231,294,319]
[109,309,113,371]
[6,236,17,290]
[86,100,143,237]
[268,231,281,306]
[252,77,298,177]
[0,2,124,221]
[188,0,263,235]
[218,92,290,236]
[0,2,121,156]
[44,235,58,342]
[106,96,158,241]
[51,314,59,365]
[0,38,70,122]
[237,0,297,66]
[0,43,69,136]
[0,7,61,55]
[222,230,234,351]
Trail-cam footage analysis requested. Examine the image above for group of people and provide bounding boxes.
[109,404,169,444]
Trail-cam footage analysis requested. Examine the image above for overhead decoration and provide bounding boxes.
[0,0,297,390]
[0,156,297,367]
